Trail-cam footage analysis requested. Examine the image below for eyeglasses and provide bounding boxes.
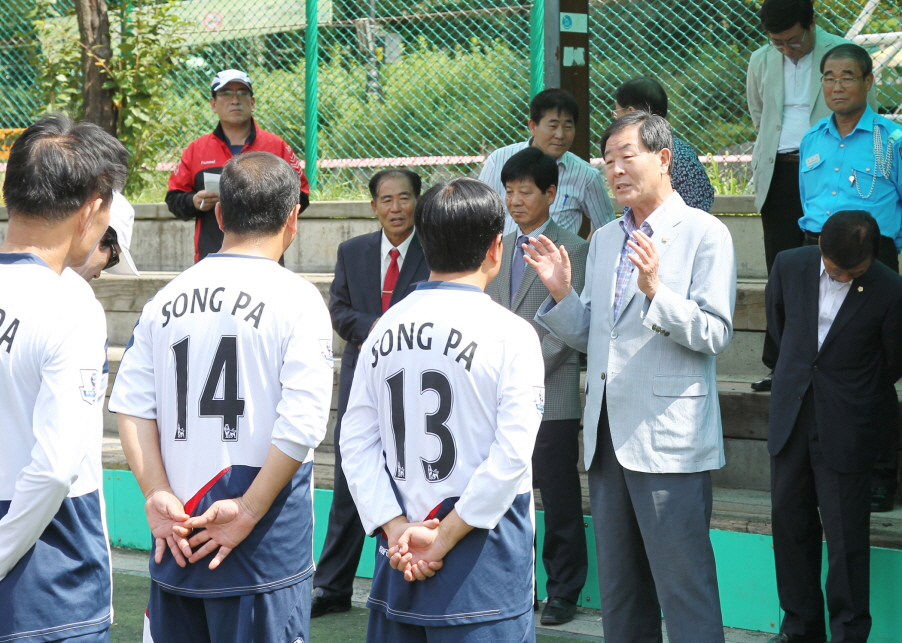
[820,76,863,88]
[769,29,808,50]
[100,227,120,271]
[216,89,252,99]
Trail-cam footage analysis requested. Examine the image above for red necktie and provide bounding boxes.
[382,249,400,313]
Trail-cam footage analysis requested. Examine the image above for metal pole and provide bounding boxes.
[365,0,381,98]
[305,0,319,190]
[529,0,545,98]
[543,0,560,89]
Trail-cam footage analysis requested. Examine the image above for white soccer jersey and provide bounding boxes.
[111,253,333,499]
[109,253,333,595]
[341,281,545,535]
[0,255,111,641]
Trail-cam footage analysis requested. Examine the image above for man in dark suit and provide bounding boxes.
[312,169,431,617]
[765,210,902,643]
[485,147,590,626]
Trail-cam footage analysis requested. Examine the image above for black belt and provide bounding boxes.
[777,152,800,163]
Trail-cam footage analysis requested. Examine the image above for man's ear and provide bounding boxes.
[659,147,673,175]
[487,233,504,264]
[546,184,558,205]
[76,197,104,239]
[214,202,225,232]
[283,204,300,250]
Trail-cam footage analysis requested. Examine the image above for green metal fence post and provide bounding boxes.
[304,0,319,191]
[529,0,545,98]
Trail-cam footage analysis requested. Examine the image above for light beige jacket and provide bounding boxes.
[746,26,878,212]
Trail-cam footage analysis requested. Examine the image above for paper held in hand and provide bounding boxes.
[203,172,221,194]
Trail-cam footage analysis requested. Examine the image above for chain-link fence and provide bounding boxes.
[0,0,900,196]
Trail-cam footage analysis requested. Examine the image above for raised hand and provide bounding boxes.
[626,230,660,300]
[144,489,191,567]
[522,234,573,302]
[181,497,260,570]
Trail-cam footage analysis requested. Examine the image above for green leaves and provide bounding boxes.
[32,0,188,195]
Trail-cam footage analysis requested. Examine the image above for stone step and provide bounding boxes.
[1,196,768,277]
[92,271,768,353]
[103,341,902,497]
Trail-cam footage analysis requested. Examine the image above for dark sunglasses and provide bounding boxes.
[100,227,120,271]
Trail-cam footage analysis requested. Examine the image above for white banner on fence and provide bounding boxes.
[174,0,333,46]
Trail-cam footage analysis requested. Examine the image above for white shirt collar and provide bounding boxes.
[381,229,415,260]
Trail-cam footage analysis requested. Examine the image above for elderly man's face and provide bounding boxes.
[209,80,255,127]
[603,125,670,209]
[371,176,416,246]
[822,56,873,117]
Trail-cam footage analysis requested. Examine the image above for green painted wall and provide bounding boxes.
[105,472,902,638]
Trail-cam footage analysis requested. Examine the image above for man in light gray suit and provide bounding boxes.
[485,146,590,626]
[525,111,736,643]
[746,0,877,391]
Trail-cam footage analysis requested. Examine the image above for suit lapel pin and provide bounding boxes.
[858,286,864,292]
[661,236,669,243]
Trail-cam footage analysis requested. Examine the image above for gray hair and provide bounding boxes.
[600,111,673,172]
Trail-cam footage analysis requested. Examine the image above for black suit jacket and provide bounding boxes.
[766,245,902,472]
[329,230,430,418]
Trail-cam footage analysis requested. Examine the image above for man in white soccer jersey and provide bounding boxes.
[0,114,128,643]
[110,152,333,643]
[340,177,546,642]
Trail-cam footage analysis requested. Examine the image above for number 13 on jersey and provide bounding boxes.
[385,369,457,484]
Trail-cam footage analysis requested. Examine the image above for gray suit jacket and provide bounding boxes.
[486,219,589,421]
[537,193,736,473]
[747,26,878,212]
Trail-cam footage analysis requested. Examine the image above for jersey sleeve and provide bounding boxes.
[271,291,334,462]
[108,304,158,420]
[0,302,107,580]
[455,322,544,530]
[339,356,405,535]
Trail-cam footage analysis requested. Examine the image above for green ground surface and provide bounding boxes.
[110,572,581,643]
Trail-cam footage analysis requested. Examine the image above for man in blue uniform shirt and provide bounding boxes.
[798,43,902,512]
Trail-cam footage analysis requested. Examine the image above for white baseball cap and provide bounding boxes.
[105,192,140,277]
[211,69,253,94]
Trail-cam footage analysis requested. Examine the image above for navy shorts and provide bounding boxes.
[366,608,535,643]
[146,575,311,643]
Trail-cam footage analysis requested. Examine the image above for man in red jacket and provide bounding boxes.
[166,69,310,262]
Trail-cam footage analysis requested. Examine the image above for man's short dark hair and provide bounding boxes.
[614,78,668,118]
[529,88,579,125]
[500,147,559,194]
[368,169,422,200]
[821,44,874,78]
[820,210,880,270]
[600,111,673,172]
[219,152,299,236]
[758,0,814,35]
[3,114,128,222]
[415,178,504,273]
